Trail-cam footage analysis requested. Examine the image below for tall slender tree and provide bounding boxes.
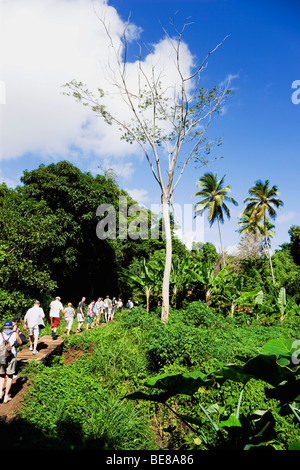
[64,16,231,324]
[193,172,237,267]
[243,179,283,284]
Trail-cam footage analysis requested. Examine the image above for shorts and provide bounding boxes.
[0,357,18,376]
[50,317,60,328]
[28,325,40,338]
[77,313,84,322]
[65,318,73,330]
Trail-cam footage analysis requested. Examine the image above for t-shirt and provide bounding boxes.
[77,301,84,314]
[104,298,112,309]
[24,305,45,328]
[64,307,75,319]
[87,304,94,316]
[0,331,17,357]
[49,300,64,318]
[93,301,101,313]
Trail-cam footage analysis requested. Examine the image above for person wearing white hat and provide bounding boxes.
[0,320,22,403]
[49,296,64,339]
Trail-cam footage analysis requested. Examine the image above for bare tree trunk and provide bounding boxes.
[217,215,226,268]
[146,290,150,313]
[267,244,275,284]
[264,215,275,284]
[161,195,172,324]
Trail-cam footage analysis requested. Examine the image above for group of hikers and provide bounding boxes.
[0,294,134,404]
[49,295,133,338]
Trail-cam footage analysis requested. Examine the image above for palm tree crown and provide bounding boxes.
[237,210,275,239]
[243,179,283,221]
[193,172,238,266]
[243,179,283,283]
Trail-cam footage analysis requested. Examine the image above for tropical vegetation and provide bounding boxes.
[0,163,299,451]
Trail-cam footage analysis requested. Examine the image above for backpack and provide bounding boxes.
[0,332,13,365]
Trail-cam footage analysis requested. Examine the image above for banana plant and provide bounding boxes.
[191,261,217,304]
[120,258,161,313]
[277,287,286,322]
[170,254,193,308]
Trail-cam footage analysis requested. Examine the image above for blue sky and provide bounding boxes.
[0,0,299,254]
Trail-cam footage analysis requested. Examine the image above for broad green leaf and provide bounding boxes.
[146,370,211,396]
[262,339,297,357]
[124,391,172,403]
[219,415,242,429]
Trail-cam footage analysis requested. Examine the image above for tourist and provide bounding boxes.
[77,296,86,332]
[23,300,45,354]
[104,295,112,322]
[93,297,101,327]
[11,315,23,379]
[64,302,75,335]
[111,297,117,320]
[49,296,64,340]
[117,299,123,310]
[99,297,104,321]
[0,320,22,403]
[86,300,95,329]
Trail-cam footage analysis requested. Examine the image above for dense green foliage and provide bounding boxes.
[0,162,299,450]
[0,161,172,319]
[3,304,298,450]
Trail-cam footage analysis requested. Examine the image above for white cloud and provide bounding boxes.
[225,244,239,255]
[0,80,5,104]
[277,211,296,224]
[0,0,195,178]
[125,188,150,205]
[0,0,143,164]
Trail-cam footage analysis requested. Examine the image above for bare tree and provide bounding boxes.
[63,15,231,324]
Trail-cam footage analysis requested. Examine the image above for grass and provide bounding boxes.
[12,303,300,450]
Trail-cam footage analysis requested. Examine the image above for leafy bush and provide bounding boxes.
[20,361,155,450]
[120,306,161,331]
[173,300,221,328]
[127,339,300,450]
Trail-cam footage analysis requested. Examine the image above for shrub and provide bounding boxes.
[176,300,221,328]
[20,362,155,450]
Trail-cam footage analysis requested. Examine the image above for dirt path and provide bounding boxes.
[0,324,109,423]
[0,335,65,423]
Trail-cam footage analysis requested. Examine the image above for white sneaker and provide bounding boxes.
[3,395,11,403]
[32,350,38,355]
[29,346,33,351]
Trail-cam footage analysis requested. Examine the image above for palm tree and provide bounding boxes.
[243,179,283,284]
[237,209,275,247]
[193,172,238,267]
[237,209,264,236]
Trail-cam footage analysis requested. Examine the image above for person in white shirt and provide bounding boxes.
[23,300,45,354]
[0,320,22,403]
[49,296,64,339]
[93,297,101,327]
[63,302,75,336]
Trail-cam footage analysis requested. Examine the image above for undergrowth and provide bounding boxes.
[16,302,300,450]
